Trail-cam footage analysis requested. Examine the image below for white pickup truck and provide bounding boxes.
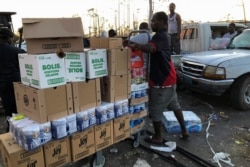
[171,22,247,67]
[177,29,250,111]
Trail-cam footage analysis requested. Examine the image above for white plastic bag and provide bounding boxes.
[133,158,151,167]
[150,141,176,152]
[210,38,230,50]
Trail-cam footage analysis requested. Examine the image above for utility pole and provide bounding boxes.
[236,0,247,25]
[241,0,247,25]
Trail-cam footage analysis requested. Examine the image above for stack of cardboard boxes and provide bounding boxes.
[129,45,149,135]
[1,17,85,167]
[0,17,133,167]
[90,37,131,146]
[129,82,149,134]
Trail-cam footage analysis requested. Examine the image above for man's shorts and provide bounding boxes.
[148,84,181,122]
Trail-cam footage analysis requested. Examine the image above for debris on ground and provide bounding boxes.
[218,112,229,119]
[238,126,250,132]
[109,148,119,153]
[124,150,139,159]
[235,140,244,145]
[151,153,159,161]
[133,158,151,167]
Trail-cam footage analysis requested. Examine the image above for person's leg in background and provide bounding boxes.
[173,33,181,54]
[169,33,175,55]
[0,80,18,132]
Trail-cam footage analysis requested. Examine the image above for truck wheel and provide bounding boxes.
[230,75,250,111]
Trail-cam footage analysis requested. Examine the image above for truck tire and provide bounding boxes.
[230,75,250,111]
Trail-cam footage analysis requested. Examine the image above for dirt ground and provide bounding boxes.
[100,89,250,167]
[0,89,250,167]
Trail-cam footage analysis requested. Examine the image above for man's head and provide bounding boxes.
[169,3,176,13]
[0,27,13,44]
[108,29,117,37]
[228,23,236,34]
[150,11,168,32]
[139,22,149,30]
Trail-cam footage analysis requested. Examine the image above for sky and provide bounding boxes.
[1,0,249,34]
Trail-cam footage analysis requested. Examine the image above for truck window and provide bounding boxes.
[180,29,186,40]
[184,28,191,39]
[183,28,197,39]
[211,26,228,39]
[192,28,198,39]
[210,25,247,39]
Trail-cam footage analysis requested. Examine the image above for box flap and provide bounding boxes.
[23,17,84,39]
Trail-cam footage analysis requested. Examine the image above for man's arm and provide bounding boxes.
[129,42,155,53]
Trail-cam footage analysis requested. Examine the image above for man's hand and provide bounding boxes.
[129,43,138,50]
[123,39,138,51]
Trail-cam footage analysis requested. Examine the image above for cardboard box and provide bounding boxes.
[94,120,113,152]
[113,114,131,144]
[130,110,148,120]
[90,37,122,49]
[101,74,131,102]
[0,132,45,167]
[86,49,108,79]
[130,96,148,106]
[131,82,149,92]
[70,127,95,162]
[65,52,86,82]
[0,133,6,167]
[107,48,130,76]
[43,137,71,167]
[14,82,73,123]
[18,53,66,89]
[22,17,84,54]
[162,111,202,133]
[72,78,101,113]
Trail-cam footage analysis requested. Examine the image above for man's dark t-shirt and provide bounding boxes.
[0,43,25,75]
[0,43,25,117]
[149,29,177,87]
